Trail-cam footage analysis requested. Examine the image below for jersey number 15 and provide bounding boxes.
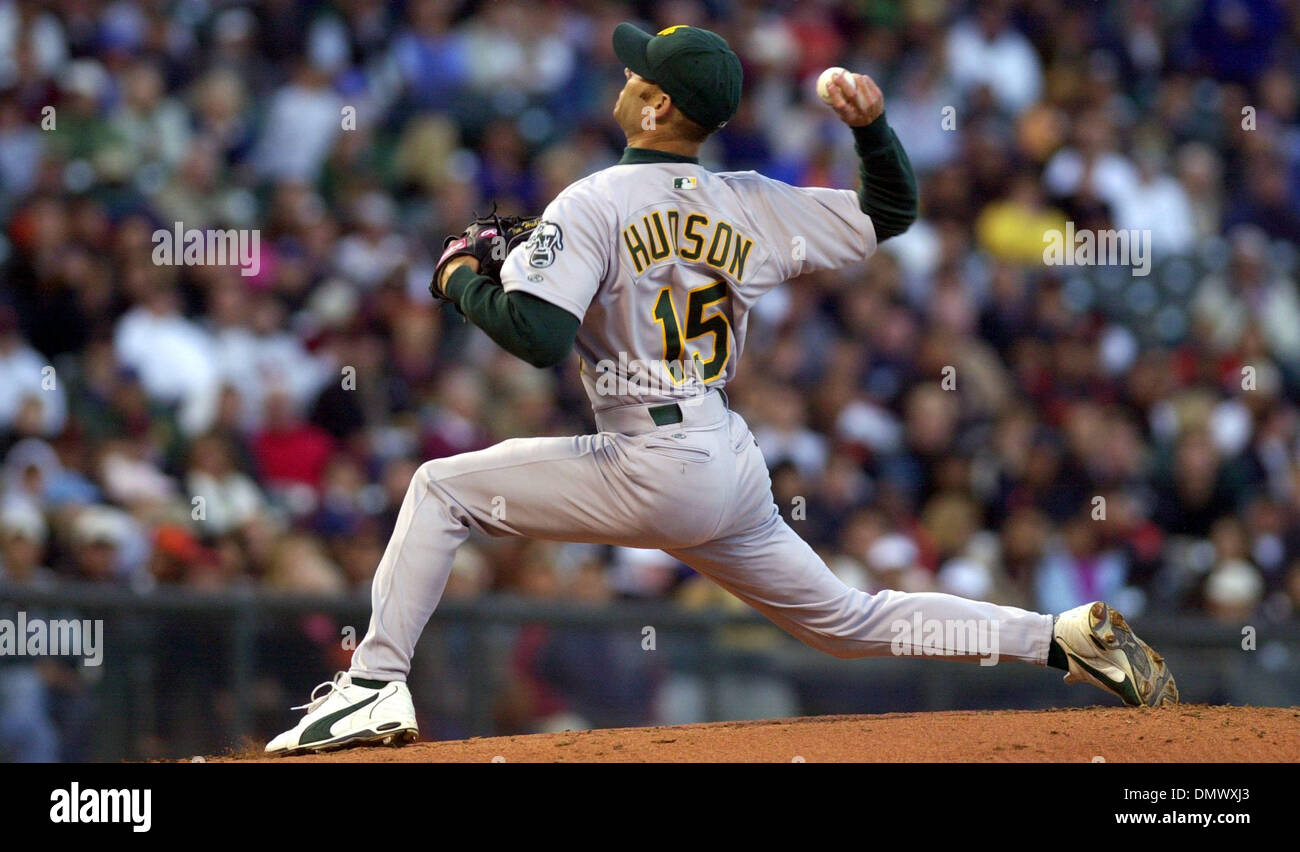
[652,280,732,384]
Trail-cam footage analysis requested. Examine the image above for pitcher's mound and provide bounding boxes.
[219,704,1298,762]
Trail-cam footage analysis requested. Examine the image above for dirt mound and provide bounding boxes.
[217,704,1298,762]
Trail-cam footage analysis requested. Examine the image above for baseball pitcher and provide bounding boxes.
[268,23,1176,755]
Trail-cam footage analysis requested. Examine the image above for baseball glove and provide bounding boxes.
[431,209,541,302]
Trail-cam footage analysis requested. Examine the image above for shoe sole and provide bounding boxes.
[270,726,419,757]
[1083,602,1178,707]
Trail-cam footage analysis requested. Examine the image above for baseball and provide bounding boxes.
[816,66,850,103]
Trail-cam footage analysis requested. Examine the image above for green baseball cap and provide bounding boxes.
[612,22,743,131]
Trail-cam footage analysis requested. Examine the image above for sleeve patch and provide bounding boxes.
[525,221,565,268]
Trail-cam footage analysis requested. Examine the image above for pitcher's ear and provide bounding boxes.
[654,90,675,121]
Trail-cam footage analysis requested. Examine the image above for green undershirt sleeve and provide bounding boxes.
[443,266,580,368]
[850,111,919,242]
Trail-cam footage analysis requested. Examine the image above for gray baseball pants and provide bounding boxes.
[349,391,1053,680]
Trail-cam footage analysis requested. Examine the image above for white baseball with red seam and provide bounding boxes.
[816,67,850,104]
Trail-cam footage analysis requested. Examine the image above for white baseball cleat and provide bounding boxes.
[1054,601,1178,707]
[266,672,419,756]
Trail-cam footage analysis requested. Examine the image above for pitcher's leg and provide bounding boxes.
[669,507,1054,665]
[351,434,645,680]
[348,456,468,681]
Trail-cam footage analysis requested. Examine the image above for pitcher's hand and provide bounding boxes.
[825,71,885,127]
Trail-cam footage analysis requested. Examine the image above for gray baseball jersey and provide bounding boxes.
[350,155,1055,685]
[500,163,878,410]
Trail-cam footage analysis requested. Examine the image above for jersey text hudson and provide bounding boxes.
[622,210,754,280]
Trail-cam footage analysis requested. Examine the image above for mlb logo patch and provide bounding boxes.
[673,176,697,190]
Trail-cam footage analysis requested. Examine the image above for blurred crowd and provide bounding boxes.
[1,0,1300,755]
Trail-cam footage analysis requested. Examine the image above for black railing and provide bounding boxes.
[1,581,1296,761]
